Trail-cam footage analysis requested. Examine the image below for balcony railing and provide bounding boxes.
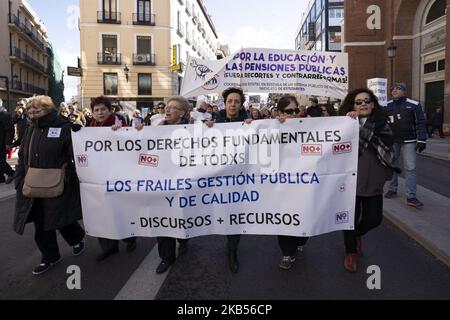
[185,4,191,16]
[192,14,198,25]
[185,34,191,45]
[132,13,155,26]
[11,80,22,91]
[11,47,22,59]
[98,53,121,65]
[23,83,46,95]
[97,11,121,24]
[22,52,46,73]
[8,13,21,28]
[20,23,45,49]
[133,53,156,66]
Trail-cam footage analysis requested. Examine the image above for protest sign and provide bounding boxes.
[72,118,358,239]
[367,78,388,106]
[180,48,348,99]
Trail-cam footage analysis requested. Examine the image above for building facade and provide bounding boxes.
[295,0,344,52]
[0,0,49,112]
[79,0,219,112]
[344,0,449,134]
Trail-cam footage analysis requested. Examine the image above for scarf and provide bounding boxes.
[359,117,401,174]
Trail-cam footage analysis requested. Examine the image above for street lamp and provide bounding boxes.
[387,41,397,87]
[0,75,10,113]
[124,64,129,82]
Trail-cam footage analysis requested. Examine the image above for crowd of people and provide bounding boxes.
[0,81,437,276]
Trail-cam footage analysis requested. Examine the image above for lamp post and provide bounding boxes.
[124,64,129,82]
[387,41,397,87]
[0,76,10,113]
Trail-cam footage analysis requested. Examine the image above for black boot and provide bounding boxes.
[227,250,239,273]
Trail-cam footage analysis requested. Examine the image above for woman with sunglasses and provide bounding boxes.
[276,95,310,270]
[338,88,400,273]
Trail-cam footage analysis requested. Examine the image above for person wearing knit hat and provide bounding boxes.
[385,82,427,208]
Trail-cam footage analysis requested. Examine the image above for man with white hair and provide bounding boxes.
[0,98,15,183]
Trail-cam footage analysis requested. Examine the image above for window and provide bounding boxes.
[138,73,152,95]
[329,8,335,19]
[104,73,118,95]
[438,59,445,71]
[102,0,117,13]
[103,34,117,55]
[137,0,151,21]
[137,36,151,54]
[426,0,446,24]
[424,62,437,74]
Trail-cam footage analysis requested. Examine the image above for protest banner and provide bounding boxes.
[72,117,358,240]
[180,48,348,99]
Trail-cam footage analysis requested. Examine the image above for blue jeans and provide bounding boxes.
[388,142,417,199]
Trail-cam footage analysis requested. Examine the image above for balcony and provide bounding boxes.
[133,53,156,66]
[192,14,198,25]
[11,80,22,91]
[185,34,191,45]
[178,0,184,4]
[98,53,121,65]
[185,5,191,16]
[177,24,185,38]
[8,13,21,30]
[192,43,197,52]
[23,83,46,95]
[22,52,47,73]
[132,13,155,26]
[97,11,121,24]
[10,47,22,61]
[20,23,45,50]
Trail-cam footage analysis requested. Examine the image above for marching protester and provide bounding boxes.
[82,107,94,125]
[320,103,337,117]
[306,98,322,117]
[275,95,310,270]
[12,99,28,148]
[206,87,251,273]
[384,82,427,208]
[339,88,400,273]
[155,96,191,274]
[68,102,86,126]
[13,96,85,275]
[130,109,144,126]
[0,98,15,184]
[80,96,138,261]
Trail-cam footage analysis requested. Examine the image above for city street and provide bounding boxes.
[1,153,450,300]
[1,0,450,302]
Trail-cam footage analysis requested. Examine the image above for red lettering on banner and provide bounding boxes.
[301,144,322,155]
[139,154,159,167]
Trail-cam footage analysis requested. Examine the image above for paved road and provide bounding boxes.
[2,188,449,299]
[0,196,156,300]
[416,154,450,198]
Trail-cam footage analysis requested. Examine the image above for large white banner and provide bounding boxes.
[72,118,358,240]
[181,48,349,99]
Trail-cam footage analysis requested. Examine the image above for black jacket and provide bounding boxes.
[0,110,14,149]
[13,111,82,235]
[215,109,248,123]
[387,97,427,143]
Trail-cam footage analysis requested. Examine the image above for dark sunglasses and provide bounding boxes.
[354,98,372,106]
[283,108,300,115]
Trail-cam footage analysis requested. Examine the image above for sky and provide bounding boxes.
[26,0,310,101]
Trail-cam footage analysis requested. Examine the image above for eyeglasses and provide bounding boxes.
[283,108,300,115]
[354,98,372,106]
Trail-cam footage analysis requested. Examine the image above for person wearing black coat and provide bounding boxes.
[0,100,15,184]
[206,87,251,273]
[339,88,399,273]
[13,96,85,275]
